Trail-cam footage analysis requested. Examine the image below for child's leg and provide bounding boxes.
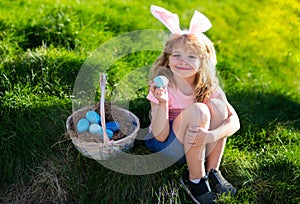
[205,98,228,171]
[206,138,227,171]
[173,103,211,180]
[205,98,237,195]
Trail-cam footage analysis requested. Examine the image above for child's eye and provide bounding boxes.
[172,53,180,57]
[188,55,197,59]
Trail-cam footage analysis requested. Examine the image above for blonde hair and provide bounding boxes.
[150,33,219,102]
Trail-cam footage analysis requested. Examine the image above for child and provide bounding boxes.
[145,5,240,204]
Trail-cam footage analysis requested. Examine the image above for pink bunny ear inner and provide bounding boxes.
[189,10,212,34]
[150,5,182,34]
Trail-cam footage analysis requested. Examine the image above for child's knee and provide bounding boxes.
[173,103,210,140]
[191,102,211,123]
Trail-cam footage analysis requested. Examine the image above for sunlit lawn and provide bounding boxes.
[0,0,299,203]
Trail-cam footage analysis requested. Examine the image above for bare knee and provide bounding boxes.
[173,102,211,143]
[189,103,211,128]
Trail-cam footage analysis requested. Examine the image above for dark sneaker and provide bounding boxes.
[179,169,216,204]
[208,168,236,196]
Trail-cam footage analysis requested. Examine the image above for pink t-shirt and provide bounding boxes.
[147,86,196,121]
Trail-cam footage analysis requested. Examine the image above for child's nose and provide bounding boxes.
[179,57,189,64]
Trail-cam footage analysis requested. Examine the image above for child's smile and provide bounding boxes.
[168,46,201,80]
[175,66,193,70]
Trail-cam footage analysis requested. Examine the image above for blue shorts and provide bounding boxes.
[144,121,186,164]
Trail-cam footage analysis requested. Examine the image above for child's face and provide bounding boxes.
[168,45,201,80]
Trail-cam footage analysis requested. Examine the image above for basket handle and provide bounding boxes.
[99,73,110,143]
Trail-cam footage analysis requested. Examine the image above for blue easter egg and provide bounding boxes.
[154,75,169,88]
[89,124,103,135]
[77,118,90,133]
[106,129,114,139]
[106,121,120,132]
[85,111,101,124]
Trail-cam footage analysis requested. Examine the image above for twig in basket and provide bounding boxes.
[99,73,110,143]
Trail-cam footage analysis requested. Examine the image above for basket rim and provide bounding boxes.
[66,104,140,144]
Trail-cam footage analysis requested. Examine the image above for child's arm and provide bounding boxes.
[150,101,170,142]
[205,87,240,142]
[148,81,170,142]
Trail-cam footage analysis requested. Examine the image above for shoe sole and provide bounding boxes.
[179,177,201,204]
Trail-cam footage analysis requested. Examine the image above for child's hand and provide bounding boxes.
[149,80,168,103]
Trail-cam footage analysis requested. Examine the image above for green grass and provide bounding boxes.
[0,0,299,203]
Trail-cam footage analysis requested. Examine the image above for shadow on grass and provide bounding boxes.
[229,91,300,127]
[254,154,300,203]
[0,50,84,96]
[0,98,182,203]
[226,91,300,151]
[0,90,299,203]
[17,7,79,51]
[0,101,72,186]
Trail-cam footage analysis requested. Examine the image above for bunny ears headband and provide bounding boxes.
[150,5,212,35]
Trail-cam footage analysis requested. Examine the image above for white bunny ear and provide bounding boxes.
[189,11,212,34]
[150,5,182,34]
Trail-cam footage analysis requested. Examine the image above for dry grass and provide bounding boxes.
[2,162,67,204]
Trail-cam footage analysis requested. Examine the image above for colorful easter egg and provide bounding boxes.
[106,121,120,132]
[106,129,114,139]
[154,75,169,88]
[77,118,90,133]
[89,124,103,135]
[85,111,101,124]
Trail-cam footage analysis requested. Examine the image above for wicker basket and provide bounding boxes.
[66,103,140,160]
